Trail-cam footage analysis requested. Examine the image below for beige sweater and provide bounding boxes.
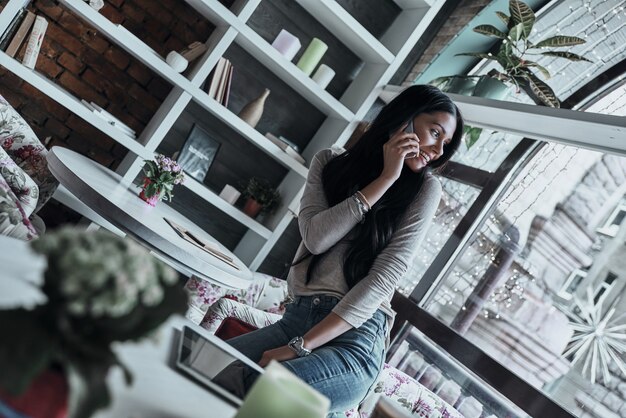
[287,148,442,329]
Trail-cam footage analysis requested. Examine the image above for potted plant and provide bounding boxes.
[432,0,591,107]
[241,177,281,218]
[0,228,188,418]
[140,154,185,206]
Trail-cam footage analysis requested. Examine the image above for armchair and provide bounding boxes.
[0,94,58,239]
[184,276,463,418]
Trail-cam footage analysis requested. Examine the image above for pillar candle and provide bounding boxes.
[234,361,329,418]
[271,29,301,61]
[296,38,328,76]
[311,64,335,89]
[219,184,241,205]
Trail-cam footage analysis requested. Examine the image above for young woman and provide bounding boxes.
[227,85,464,415]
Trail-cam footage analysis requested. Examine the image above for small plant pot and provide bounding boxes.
[473,76,509,100]
[446,76,479,96]
[0,368,68,418]
[243,198,263,218]
[138,178,164,206]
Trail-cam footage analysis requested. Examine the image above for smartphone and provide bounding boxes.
[404,119,417,159]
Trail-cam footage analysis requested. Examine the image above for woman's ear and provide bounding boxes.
[345,121,370,150]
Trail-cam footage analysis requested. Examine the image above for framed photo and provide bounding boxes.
[177,124,221,182]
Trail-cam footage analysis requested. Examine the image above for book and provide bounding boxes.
[21,15,47,69]
[177,123,220,182]
[205,57,228,101]
[265,133,306,165]
[5,11,35,58]
[222,63,234,107]
[215,59,231,105]
[0,8,27,51]
[163,217,240,270]
[81,99,136,138]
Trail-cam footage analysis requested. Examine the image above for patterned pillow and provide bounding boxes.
[357,364,463,418]
[200,298,282,335]
[0,95,58,212]
[0,174,38,240]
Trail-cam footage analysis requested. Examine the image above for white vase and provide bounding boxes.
[238,88,270,128]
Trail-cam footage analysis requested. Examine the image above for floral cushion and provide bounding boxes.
[200,298,282,334]
[0,94,58,213]
[357,364,463,418]
[184,273,288,324]
[0,146,38,240]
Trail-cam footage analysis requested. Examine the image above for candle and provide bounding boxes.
[219,184,241,205]
[234,361,329,418]
[311,64,335,89]
[271,29,301,61]
[296,38,328,76]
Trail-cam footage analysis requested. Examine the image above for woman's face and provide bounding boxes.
[404,111,457,173]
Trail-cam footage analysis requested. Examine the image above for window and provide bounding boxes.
[558,269,587,300]
[597,199,626,237]
[593,272,617,306]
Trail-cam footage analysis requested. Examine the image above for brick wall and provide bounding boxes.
[0,0,213,169]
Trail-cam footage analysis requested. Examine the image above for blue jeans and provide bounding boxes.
[227,295,387,416]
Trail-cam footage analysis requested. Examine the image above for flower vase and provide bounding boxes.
[0,368,68,418]
[139,178,163,206]
[238,88,270,128]
[243,198,263,218]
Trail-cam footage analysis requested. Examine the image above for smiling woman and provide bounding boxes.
[223,85,465,416]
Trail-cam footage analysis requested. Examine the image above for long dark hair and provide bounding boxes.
[304,85,464,288]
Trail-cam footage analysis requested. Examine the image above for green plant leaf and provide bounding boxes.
[473,24,507,39]
[524,72,560,107]
[524,60,551,79]
[533,35,586,48]
[495,11,510,27]
[464,126,483,149]
[508,22,525,41]
[455,52,496,60]
[509,0,535,38]
[540,51,593,62]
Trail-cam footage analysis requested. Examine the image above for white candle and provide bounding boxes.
[219,184,241,205]
[311,64,335,89]
[271,29,301,61]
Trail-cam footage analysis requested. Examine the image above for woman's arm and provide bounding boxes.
[299,127,419,255]
[258,312,352,367]
[298,150,366,254]
[333,177,442,328]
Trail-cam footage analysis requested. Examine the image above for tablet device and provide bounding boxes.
[175,326,263,406]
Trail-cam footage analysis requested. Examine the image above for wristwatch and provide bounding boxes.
[288,336,312,357]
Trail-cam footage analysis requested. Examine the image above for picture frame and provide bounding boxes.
[177,124,221,182]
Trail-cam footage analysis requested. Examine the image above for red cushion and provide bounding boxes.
[214,317,258,340]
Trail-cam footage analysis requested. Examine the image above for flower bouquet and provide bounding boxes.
[140,154,185,206]
[0,228,189,418]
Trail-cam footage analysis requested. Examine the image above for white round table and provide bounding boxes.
[47,146,253,289]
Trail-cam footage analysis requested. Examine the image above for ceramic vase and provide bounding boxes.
[243,197,263,218]
[238,89,270,128]
[139,178,164,206]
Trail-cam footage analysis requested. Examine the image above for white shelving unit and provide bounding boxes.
[0,0,446,271]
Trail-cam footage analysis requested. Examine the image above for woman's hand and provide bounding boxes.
[380,124,420,182]
[259,345,297,367]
